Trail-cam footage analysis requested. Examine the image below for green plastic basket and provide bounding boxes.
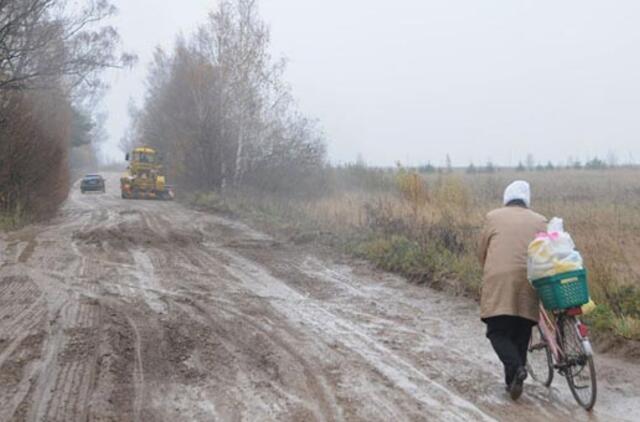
[531,269,589,311]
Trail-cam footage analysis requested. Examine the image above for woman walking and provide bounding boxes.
[477,180,547,400]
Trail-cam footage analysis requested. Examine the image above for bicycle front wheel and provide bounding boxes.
[527,325,553,387]
[560,315,597,411]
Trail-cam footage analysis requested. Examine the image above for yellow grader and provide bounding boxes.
[120,146,174,200]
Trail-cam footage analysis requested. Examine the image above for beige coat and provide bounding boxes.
[478,206,547,322]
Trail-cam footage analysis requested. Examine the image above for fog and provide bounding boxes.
[103,0,640,167]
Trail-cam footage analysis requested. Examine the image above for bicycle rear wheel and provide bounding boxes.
[527,325,553,387]
[560,315,597,411]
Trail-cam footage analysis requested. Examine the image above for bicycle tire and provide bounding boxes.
[527,325,554,387]
[560,315,597,411]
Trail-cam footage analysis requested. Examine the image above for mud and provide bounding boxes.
[73,223,203,249]
[1,173,639,421]
[595,335,640,362]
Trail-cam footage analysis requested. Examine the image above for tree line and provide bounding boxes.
[413,155,634,175]
[125,0,326,194]
[0,0,130,224]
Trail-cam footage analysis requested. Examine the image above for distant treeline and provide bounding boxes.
[470,157,634,174]
[345,152,638,176]
[0,0,131,226]
[125,0,326,194]
[396,157,636,175]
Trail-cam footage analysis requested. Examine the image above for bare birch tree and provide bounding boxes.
[133,0,325,193]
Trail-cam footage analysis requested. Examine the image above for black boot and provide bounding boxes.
[508,366,527,400]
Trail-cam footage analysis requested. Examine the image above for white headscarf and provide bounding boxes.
[503,180,531,208]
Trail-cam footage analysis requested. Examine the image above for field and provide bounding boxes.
[193,167,640,342]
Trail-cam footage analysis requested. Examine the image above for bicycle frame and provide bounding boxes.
[538,304,564,364]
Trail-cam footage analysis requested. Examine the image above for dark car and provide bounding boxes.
[80,174,106,194]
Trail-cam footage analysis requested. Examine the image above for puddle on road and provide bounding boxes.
[18,238,38,263]
[131,249,168,315]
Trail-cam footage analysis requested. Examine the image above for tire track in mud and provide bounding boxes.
[170,240,486,421]
[176,293,341,422]
[125,313,146,422]
[1,197,144,421]
[211,246,495,422]
[31,299,86,422]
[120,235,340,421]
[0,331,46,421]
[40,297,105,422]
[67,203,192,420]
[62,204,147,422]
[0,277,46,367]
[0,276,47,422]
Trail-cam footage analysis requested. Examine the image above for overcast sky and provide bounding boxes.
[102,1,640,167]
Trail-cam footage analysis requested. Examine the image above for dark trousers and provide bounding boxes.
[484,315,536,385]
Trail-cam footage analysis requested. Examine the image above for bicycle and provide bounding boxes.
[527,303,597,411]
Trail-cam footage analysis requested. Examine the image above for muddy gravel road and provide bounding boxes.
[1,173,639,422]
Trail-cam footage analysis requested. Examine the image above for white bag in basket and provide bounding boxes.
[528,217,583,281]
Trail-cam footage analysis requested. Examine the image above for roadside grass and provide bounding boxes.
[188,167,640,342]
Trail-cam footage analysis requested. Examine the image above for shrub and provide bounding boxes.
[585,304,615,332]
[352,235,451,284]
[0,91,71,223]
[614,316,640,340]
[433,175,471,214]
[395,166,429,217]
[607,285,640,319]
[422,217,467,255]
[363,200,410,235]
